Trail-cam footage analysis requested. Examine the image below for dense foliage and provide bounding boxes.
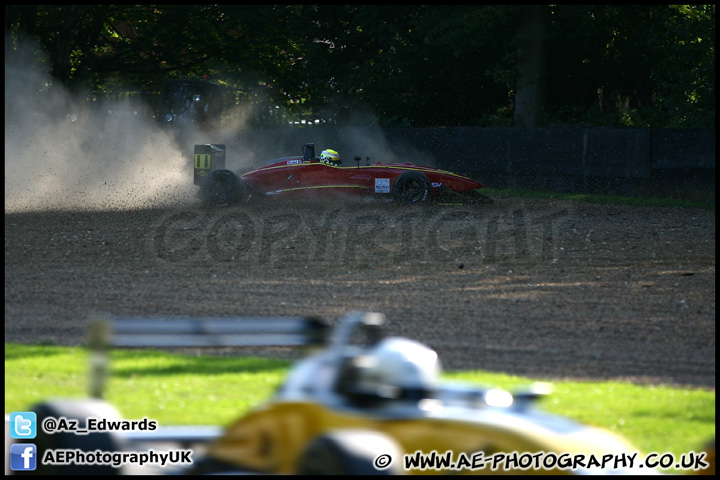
[5,5,715,128]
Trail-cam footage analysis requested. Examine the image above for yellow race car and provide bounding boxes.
[187,312,652,475]
[22,311,696,475]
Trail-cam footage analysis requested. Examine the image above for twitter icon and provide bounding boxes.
[9,412,37,439]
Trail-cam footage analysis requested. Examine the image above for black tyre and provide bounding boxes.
[296,429,402,475]
[392,171,431,204]
[200,169,243,207]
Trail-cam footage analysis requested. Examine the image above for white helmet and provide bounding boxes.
[340,337,441,401]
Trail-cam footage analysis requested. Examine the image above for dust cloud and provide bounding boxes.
[5,38,198,213]
[5,37,432,214]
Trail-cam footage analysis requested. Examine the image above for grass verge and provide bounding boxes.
[5,343,715,474]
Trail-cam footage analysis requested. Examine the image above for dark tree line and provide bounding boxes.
[5,5,715,128]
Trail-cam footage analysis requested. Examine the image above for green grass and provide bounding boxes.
[445,370,715,473]
[5,343,715,474]
[4,343,289,427]
[481,187,715,210]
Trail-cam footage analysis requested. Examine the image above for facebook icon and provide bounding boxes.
[10,444,37,471]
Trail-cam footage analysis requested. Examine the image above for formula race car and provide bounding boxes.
[187,312,654,475]
[14,312,682,475]
[193,143,491,207]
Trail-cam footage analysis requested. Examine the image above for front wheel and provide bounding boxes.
[200,170,244,207]
[392,171,431,204]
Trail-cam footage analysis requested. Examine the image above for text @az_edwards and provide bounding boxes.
[41,416,156,435]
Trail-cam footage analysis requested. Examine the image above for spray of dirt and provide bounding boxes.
[5,36,432,214]
[4,37,205,213]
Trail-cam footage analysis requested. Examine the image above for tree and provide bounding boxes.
[542,4,715,127]
[514,5,546,127]
[5,5,714,128]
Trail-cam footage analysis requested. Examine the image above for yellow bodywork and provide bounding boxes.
[206,400,639,475]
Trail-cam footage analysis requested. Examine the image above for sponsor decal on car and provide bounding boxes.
[375,178,391,193]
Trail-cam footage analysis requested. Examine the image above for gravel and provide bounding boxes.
[4,196,715,389]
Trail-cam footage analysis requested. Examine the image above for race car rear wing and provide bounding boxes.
[193,144,226,186]
[87,314,329,398]
[193,142,317,187]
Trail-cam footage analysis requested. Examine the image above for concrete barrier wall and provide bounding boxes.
[383,127,715,176]
[650,129,716,169]
[381,127,716,201]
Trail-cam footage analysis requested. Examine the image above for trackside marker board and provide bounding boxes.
[87,315,329,398]
[92,315,329,348]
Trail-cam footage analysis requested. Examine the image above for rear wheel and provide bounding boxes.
[392,171,431,204]
[200,170,243,207]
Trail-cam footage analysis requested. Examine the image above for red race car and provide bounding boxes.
[193,143,491,207]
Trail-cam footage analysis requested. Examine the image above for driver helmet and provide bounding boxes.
[344,337,441,401]
[320,149,341,166]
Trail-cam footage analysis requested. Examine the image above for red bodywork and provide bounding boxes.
[194,143,486,206]
[241,157,482,200]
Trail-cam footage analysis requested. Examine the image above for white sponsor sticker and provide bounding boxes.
[375,178,391,193]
